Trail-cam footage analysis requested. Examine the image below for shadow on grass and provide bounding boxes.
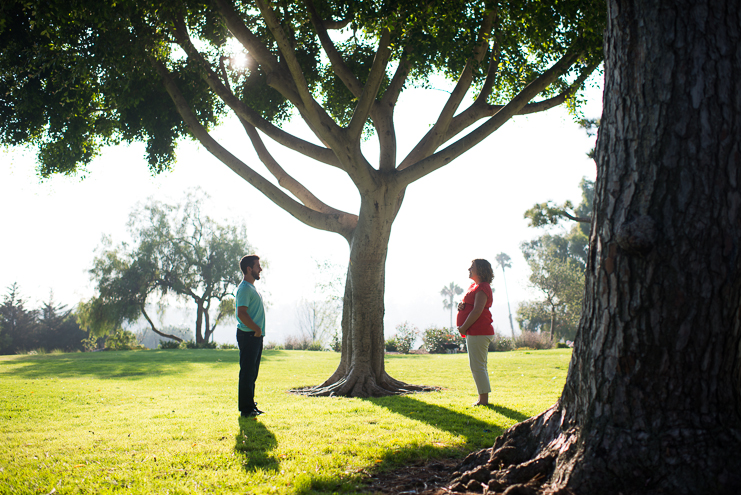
[294,395,532,494]
[367,395,529,448]
[1,349,286,381]
[235,417,278,472]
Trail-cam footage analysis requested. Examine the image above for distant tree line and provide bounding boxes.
[0,284,87,355]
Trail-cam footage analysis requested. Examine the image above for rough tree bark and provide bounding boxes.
[446,0,741,493]
[293,187,436,396]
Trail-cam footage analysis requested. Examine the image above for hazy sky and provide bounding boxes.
[0,76,602,345]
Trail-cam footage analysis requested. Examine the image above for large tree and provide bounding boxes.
[84,192,251,344]
[446,0,741,493]
[0,0,603,396]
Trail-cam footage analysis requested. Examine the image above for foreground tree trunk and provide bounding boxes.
[446,1,741,493]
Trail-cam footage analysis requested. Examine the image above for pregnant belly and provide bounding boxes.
[456,307,472,326]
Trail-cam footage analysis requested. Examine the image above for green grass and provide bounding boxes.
[0,348,572,494]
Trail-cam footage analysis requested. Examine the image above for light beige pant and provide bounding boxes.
[466,334,494,394]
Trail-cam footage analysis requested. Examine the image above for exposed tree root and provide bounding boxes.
[290,371,438,398]
[424,403,741,495]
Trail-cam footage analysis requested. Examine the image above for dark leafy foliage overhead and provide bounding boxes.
[0,0,603,177]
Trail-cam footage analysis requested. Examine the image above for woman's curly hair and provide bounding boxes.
[473,259,494,284]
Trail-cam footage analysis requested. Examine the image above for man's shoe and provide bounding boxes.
[253,403,265,415]
[241,410,261,418]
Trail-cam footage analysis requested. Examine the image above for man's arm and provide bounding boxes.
[237,306,263,337]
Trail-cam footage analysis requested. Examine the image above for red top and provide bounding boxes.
[456,283,494,335]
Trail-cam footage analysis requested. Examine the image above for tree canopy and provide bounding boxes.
[1,0,604,396]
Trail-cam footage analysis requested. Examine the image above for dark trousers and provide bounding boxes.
[236,329,263,413]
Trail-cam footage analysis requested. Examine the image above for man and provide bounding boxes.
[236,255,265,418]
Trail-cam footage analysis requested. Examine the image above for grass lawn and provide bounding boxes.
[0,348,572,494]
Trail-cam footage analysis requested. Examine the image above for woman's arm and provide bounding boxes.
[458,291,487,335]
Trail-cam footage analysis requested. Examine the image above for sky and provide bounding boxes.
[0,76,602,346]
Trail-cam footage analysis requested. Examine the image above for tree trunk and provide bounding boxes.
[446,1,741,493]
[194,299,204,343]
[293,191,436,397]
[203,300,213,343]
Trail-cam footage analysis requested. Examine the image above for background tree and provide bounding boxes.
[0,283,38,354]
[494,252,516,339]
[440,282,463,331]
[85,191,252,343]
[0,0,603,396]
[516,178,594,340]
[448,1,741,492]
[0,285,87,354]
[37,292,87,352]
[518,238,584,340]
[295,298,337,346]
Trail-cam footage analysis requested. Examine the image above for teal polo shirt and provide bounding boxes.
[235,280,265,334]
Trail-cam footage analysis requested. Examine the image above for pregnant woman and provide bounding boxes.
[456,259,495,406]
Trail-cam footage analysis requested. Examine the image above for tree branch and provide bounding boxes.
[561,211,592,223]
[240,118,356,219]
[254,0,344,148]
[376,55,412,172]
[394,49,582,188]
[151,58,357,240]
[171,16,341,168]
[140,305,183,343]
[347,29,392,140]
[399,7,497,169]
[211,0,282,75]
[304,0,363,98]
[443,59,601,144]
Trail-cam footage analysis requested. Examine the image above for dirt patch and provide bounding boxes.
[362,457,459,494]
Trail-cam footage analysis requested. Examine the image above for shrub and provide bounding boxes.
[423,326,465,354]
[219,343,238,350]
[105,329,142,351]
[394,322,419,354]
[284,334,313,350]
[158,340,181,349]
[182,340,217,349]
[489,333,515,352]
[82,334,104,352]
[307,341,324,351]
[328,331,341,352]
[385,337,399,352]
[515,331,555,350]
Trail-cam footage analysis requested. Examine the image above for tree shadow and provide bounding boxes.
[235,417,279,472]
[1,349,281,381]
[365,395,529,447]
[294,395,533,493]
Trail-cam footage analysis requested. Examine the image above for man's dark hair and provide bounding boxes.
[240,255,260,274]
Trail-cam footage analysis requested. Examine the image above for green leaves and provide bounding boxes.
[1,0,604,177]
